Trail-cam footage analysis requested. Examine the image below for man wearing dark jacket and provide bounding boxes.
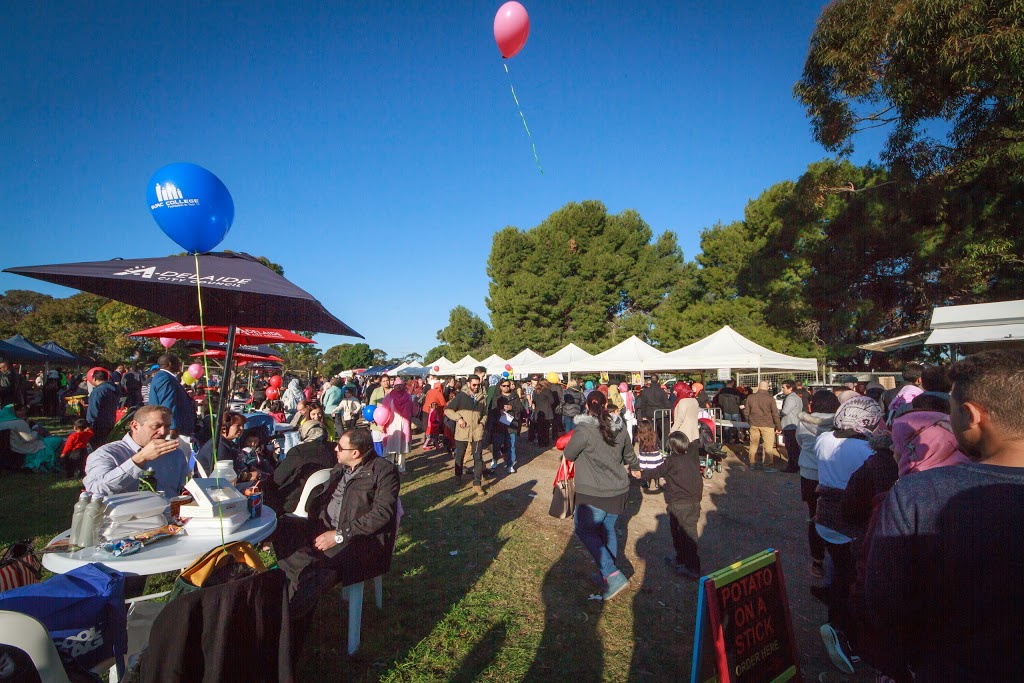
[636,376,671,422]
[489,379,524,473]
[714,379,744,444]
[276,427,399,663]
[744,380,782,471]
[148,355,196,438]
[86,369,120,448]
[561,380,585,434]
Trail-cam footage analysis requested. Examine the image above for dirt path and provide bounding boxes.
[472,437,873,682]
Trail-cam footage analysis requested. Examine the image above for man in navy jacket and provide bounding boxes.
[86,369,120,448]
[148,355,196,439]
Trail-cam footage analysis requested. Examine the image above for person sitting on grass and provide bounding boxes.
[60,418,93,479]
[0,403,64,473]
[634,430,703,579]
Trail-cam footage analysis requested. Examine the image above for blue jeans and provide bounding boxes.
[574,504,620,578]
[562,415,575,434]
[491,430,518,467]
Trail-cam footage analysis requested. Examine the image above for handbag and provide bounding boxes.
[0,541,41,592]
[548,456,576,519]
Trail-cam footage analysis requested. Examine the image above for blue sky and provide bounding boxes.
[0,1,886,359]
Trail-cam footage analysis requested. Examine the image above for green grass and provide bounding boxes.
[1,441,654,682]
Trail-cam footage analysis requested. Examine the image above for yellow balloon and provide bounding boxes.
[181,373,196,385]
[546,371,559,383]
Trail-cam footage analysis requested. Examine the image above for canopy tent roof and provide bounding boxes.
[447,355,480,376]
[387,361,424,376]
[646,326,819,372]
[505,348,544,368]
[191,349,284,363]
[926,299,1024,345]
[41,341,85,364]
[425,356,456,375]
[477,354,508,375]
[3,335,64,363]
[857,330,931,353]
[517,343,593,374]
[569,336,665,373]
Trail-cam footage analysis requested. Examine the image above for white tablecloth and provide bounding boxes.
[42,507,278,577]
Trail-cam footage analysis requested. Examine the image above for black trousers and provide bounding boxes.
[668,501,701,574]
[782,428,801,470]
[535,415,551,447]
[90,425,112,450]
[824,539,856,641]
[63,447,88,479]
[453,439,484,485]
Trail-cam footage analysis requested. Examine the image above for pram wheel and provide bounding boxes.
[703,465,715,480]
[715,461,723,473]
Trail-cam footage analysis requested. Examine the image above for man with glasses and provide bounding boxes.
[277,427,399,664]
[490,379,524,473]
[445,374,489,494]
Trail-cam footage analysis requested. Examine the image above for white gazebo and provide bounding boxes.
[425,356,456,375]
[517,343,594,378]
[478,353,509,375]
[926,299,1024,346]
[570,336,665,373]
[647,326,819,381]
[446,355,480,376]
[505,348,544,368]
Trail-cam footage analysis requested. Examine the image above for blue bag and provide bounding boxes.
[0,563,127,671]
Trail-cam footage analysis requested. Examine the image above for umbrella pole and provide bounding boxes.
[213,325,237,440]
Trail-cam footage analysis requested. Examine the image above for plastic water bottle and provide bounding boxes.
[70,492,91,547]
[211,460,237,485]
[78,494,106,548]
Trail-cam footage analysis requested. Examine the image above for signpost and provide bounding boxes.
[691,549,801,683]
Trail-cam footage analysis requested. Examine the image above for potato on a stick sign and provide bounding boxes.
[691,549,800,683]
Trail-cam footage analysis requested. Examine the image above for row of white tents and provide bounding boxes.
[414,326,819,380]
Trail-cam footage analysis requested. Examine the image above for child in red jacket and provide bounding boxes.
[60,419,93,479]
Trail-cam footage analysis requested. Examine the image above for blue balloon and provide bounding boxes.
[362,405,376,422]
[147,163,234,253]
[501,371,509,378]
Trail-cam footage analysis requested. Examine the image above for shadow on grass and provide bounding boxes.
[295,466,539,681]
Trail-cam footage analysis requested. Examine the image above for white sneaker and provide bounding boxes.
[819,624,855,674]
[508,465,516,474]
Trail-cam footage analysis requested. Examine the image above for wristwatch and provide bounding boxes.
[334,531,344,545]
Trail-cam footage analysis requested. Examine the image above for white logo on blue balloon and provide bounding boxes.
[147,163,234,253]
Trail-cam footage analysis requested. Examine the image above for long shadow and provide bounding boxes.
[296,463,538,680]
[448,620,508,683]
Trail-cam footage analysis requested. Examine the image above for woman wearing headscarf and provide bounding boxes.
[670,382,700,443]
[422,381,448,449]
[298,404,326,444]
[813,396,883,675]
[380,378,414,473]
[618,382,637,439]
[281,378,304,416]
[563,391,640,601]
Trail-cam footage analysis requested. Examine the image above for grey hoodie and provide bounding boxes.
[563,413,639,499]
[796,412,835,480]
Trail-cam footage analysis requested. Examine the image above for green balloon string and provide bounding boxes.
[504,62,543,174]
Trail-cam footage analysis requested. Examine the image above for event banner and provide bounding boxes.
[690,549,801,683]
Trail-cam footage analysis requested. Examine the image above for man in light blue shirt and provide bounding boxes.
[83,405,189,497]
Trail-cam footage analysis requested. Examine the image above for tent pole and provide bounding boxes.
[213,325,237,440]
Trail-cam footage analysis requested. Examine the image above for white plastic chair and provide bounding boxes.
[285,468,333,518]
[340,576,383,655]
[107,591,170,683]
[0,610,71,683]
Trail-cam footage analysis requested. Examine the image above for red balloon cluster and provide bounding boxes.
[269,375,283,388]
[266,387,280,400]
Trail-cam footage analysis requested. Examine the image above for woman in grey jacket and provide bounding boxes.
[563,391,640,601]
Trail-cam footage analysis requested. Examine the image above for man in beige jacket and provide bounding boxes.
[444,375,488,494]
[743,380,782,472]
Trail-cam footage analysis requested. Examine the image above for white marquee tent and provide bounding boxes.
[505,348,544,368]
[426,356,457,375]
[570,336,665,373]
[517,343,594,376]
[447,355,480,376]
[478,353,509,375]
[646,326,818,378]
[926,299,1024,346]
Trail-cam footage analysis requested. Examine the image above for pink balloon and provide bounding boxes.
[188,363,205,380]
[494,1,530,59]
[159,337,176,349]
[373,404,392,426]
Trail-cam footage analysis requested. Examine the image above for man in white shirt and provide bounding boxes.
[83,404,188,497]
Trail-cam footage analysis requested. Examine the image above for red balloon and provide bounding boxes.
[433,365,440,372]
[494,1,530,59]
[265,386,280,400]
[269,375,283,388]
[86,367,106,383]
[504,363,512,371]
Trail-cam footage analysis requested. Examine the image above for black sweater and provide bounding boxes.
[641,443,703,505]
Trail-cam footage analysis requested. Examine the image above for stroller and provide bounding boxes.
[697,416,726,479]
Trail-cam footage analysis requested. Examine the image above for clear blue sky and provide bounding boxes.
[0,1,885,359]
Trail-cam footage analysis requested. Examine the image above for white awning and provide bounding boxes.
[647,326,818,372]
[570,336,665,372]
[517,343,593,374]
[926,299,1024,345]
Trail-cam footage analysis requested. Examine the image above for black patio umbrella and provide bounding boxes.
[5,251,362,432]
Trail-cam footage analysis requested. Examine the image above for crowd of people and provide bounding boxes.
[3,348,1022,679]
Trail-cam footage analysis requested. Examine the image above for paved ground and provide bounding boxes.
[436,433,875,682]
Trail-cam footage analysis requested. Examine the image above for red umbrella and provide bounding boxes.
[131,322,314,345]
[191,349,284,363]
